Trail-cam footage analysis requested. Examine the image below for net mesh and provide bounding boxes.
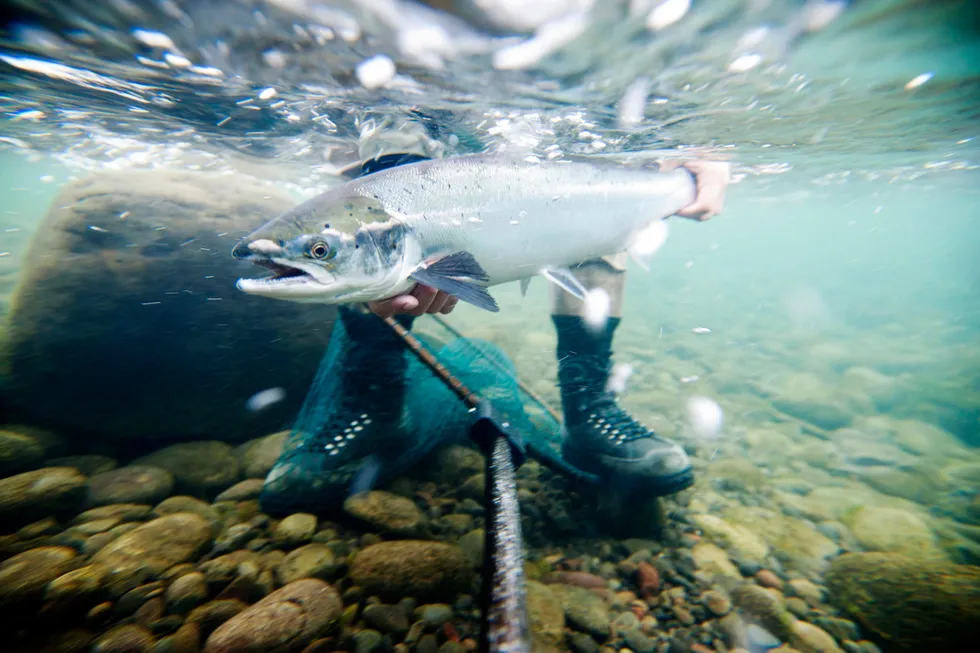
[259,310,565,514]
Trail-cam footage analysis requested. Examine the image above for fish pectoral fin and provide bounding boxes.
[520,277,532,297]
[541,266,587,301]
[411,251,499,313]
[627,219,670,271]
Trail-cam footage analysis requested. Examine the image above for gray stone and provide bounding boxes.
[1,169,336,444]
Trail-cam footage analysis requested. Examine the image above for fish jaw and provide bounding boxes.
[233,220,422,305]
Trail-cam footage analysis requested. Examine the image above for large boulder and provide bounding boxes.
[825,552,980,653]
[0,170,336,445]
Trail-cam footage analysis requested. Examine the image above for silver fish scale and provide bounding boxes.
[352,154,697,286]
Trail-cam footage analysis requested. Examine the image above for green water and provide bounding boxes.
[0,1,979,652]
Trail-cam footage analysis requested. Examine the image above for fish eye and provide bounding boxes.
[310,241,330,259]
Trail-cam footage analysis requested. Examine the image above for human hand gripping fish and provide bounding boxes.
[232,155,731,314]
[366,159,730,318]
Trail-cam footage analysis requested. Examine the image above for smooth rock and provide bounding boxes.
[92,513,213,595]
[235,432,287,479]
[343,490,425,536]
[0,466,87,524]
[154,496,220,526]
[0,546,77,606]
[416,603,454,627]
[349,541,471,600]
[92,624,155,653]
[457,529,484,568]
[690,542,741,581]
[203,579,342,653]
[277,544,340,584]
[134,442,241,499]
[215,480,265,502]
[843,506,946,561]
[187,600,248,639]
[789,621,844,653]
[526,580,565,653]
[274,513,317,546]
[0,427,44,474]
[551,584,611,639]
[75,503,152,524]
[45,564,107,605]
[731,584,795,641]
[362,603,410,634]
[429,446,484,485]
[824,552,980,653]
[691,513,769,563]
[1,170,334,444]
[166,572,210,614]
[155,622,200,653]
[86,466,175,507]
[47,454,118,476]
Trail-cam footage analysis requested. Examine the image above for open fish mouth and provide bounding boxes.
[236,257,333,294]
[252,258,311,283]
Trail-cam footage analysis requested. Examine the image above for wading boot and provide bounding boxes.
[260,306,417,514]
[554,314,694,496]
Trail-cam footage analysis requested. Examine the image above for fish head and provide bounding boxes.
[232,194,417,304]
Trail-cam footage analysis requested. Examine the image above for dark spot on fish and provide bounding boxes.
[324,223,330,229]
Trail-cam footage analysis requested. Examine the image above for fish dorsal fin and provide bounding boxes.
[341,153,432,180]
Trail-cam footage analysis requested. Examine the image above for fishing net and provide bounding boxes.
[259,307,566,515]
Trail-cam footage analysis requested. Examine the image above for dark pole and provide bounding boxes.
[377,312,531,653]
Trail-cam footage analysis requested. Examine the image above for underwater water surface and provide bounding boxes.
[0,1,978,653]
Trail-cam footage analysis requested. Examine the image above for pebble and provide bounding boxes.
[235,432,287,479]
[635,561,661,598]
[362,603,410,634]
[204,579,342,653]
[737,560,763,577]
[278,543,340,584]
[48,454,118,476]
[756,570,784,589]
[187,600,248,639]
[551,584,611,639]
[155,622,200,653]
[703,590,732,616]
[165,572,209,614]
[92,513,213,595]
[344,490,426,536]
[417,603,454,627]
[75,504,152,524]
[569,635,599,653]
[0,428,45,473]
[787,579,824,606]
[134,441,241,499]
[215,479,265,502]
[813,617,859,643]
[789,620,844,653]
[417,634,440,653]
[45,564,107,605]
[86,466,174,507]
[731,584,795,640]
[354,629,385,653]
[0,546,78,606]
[350,540,472,600]
[786,597,809,618]
[274,513,317,546]
[0,466,87,524]
[674,606,696,626]
[624,629,656,653]
[91,624,155,653]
